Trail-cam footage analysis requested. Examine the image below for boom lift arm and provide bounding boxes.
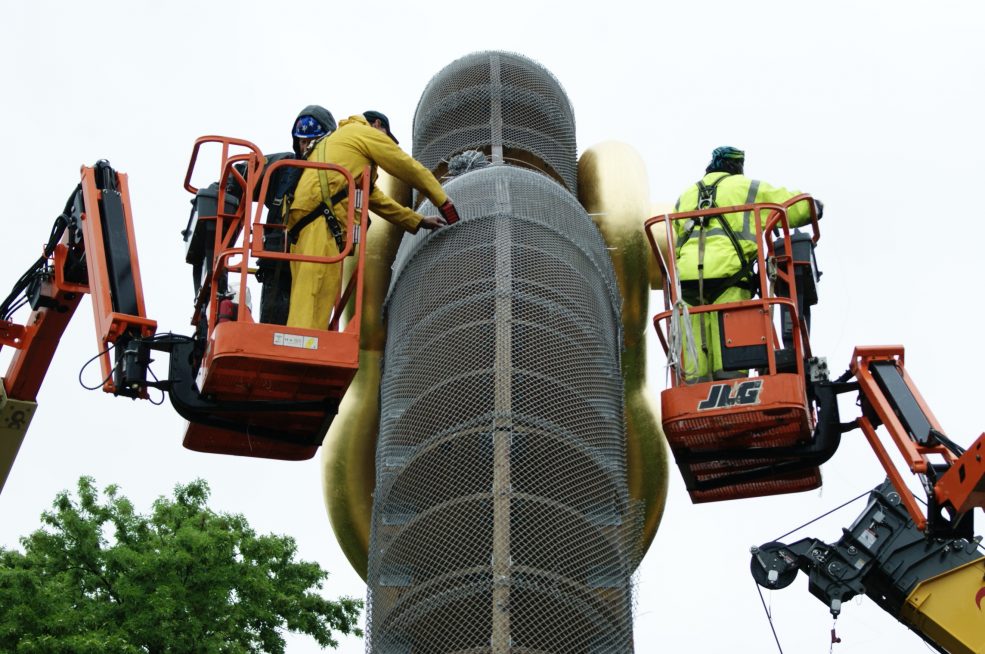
[750,346,985,654]
[0,161,157,492]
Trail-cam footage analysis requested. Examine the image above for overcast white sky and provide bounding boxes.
[2,1,984,652]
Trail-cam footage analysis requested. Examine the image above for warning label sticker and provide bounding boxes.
[273,332,319,350]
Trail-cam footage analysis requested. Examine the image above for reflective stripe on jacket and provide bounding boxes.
[291,115,448,234]
[674,173,812,280]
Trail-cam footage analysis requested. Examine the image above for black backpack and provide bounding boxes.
[256,152,302,325]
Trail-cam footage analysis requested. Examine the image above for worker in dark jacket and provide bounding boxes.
[674,146,820,381]
[284,111,459,330]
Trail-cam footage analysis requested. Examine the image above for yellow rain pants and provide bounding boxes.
[683,285,751,382]
[285,212,341,330]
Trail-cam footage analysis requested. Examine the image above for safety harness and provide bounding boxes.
[285,185,349,253]
[677,174,759,306]
[267,139,352,255]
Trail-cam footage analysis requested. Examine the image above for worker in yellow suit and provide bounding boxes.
[285,111,460,330]
[674,146,821,382]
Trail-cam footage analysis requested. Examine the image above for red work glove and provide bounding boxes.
[438,200,460,225]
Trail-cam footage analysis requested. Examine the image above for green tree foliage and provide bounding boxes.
[0,477,362,653]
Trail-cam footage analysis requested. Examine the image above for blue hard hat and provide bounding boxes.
[293,115,327,139]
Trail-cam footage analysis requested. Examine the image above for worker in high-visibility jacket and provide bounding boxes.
[284,111,460,330]
[673,146,821,381]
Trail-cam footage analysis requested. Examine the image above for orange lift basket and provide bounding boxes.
[645,197,825,502]
[173,136,371,460]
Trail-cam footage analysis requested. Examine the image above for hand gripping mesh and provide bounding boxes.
[366,162,640,653]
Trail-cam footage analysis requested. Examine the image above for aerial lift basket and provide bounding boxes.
[177,136,371,460]
[645,198,822,501]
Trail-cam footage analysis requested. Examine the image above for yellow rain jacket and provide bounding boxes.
[285,115,449,330]
[674,173,812,282]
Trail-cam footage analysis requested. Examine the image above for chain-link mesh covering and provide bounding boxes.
[412,51,578,193]
[366,164,638,653]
